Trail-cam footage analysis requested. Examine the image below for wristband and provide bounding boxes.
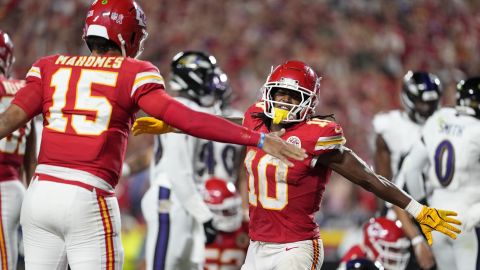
[257,133,266,148]
[411,235,425,246]
[404,199,423,218]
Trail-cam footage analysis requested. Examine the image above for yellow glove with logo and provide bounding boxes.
[415,206,462,245]
[131,117,175,136]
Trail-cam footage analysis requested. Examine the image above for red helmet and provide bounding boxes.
[203,178,242,232]
[262,60,320,123]
[363,217,410,270]
[0,30,14,77]
[83,0,148,58]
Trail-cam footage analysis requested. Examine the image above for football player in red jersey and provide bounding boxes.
[338,217,410,270]
[0,1,305,269]
[203,178,249,270]
[131,60,463,270]
[238,60,461,270]
[0,29,37,270]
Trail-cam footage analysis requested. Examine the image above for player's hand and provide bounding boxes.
[131,117,176,136]
[262,129,307,167]
[413,240,436,269]
[415,206,462,245]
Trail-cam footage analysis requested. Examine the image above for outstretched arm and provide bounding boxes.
[0,105,31,140]
[318,147,461,245]
[137,91,306,166]
[319,147,411,207]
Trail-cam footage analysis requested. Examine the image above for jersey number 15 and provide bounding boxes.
[47,68,116,135]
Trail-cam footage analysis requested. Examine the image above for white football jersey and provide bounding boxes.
[403,108,480,270]
[372,110,423,178]
[194,107,244,185]
[149,97,215,187]
[421,107,480,191]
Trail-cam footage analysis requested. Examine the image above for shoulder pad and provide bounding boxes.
[301,119,346,155]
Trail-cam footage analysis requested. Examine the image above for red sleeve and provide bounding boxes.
[129,60,165,105]
[12,77,43,119]
[303,120,346,156]
[138,90,261,146]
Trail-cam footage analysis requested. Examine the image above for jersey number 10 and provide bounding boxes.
[244,149,288,210]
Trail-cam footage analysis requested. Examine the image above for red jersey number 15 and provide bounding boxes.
[47,68,117,135]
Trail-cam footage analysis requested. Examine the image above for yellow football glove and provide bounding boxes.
[131,117,175,136]
[415,206,462,245]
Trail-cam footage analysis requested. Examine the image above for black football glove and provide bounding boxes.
[203,219,218,244]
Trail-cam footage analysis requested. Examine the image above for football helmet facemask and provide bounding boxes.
[363,217,410,270]
[170,51,223,107]
[262,60,320,124]
[401,71,442,123]
[0,30,14,77]
[456,77,480,119]
[203,178,242,232]
[83,0,148,58]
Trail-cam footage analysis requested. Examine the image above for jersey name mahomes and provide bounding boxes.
[54,55,124,69]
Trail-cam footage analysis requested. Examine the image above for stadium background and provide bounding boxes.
[2,0,479,269]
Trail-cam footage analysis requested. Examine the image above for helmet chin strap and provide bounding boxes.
[117,34,127,57]
[272,108,289,124]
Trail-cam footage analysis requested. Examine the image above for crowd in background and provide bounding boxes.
[2,0,479,265]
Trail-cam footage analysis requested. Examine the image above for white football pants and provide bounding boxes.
[241,238,323,270]
[20,175,124,270]
[429,189,480,270]
[141,185,205,270]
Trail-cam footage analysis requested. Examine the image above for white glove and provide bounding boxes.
[464,202,480,232]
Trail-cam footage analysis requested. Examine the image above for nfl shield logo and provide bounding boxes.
[286,136,301,148]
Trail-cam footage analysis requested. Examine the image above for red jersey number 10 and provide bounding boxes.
[244,149,288,210]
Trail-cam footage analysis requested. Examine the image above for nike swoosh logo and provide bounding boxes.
[285,246,299,251]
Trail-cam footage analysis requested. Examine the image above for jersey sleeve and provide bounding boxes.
[399,138,429,201]
[138,92,261,146]
[304,119,346,156]
[130,60,166,105]
[372,112,390,135]
[12,58,45,119]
